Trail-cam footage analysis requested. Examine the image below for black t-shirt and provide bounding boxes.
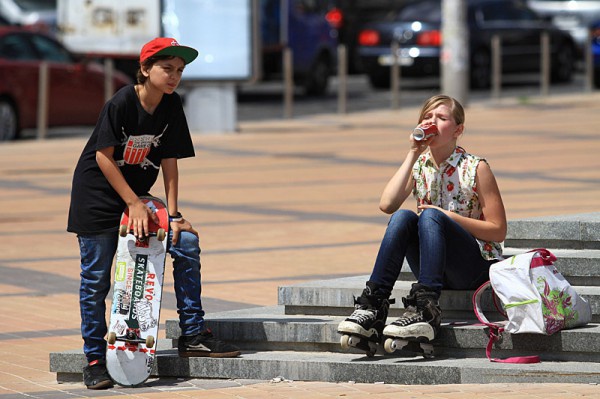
[67,85,195,235]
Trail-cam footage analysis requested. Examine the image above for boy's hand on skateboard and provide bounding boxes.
[170,218,198,246]
[128,201,159,238]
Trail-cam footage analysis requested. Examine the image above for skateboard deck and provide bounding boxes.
[106,196,169,386]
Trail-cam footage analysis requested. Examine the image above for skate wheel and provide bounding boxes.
[421,344,435,359]
[340,334,350,350]
[367,341,377,357]
[157,228,166,242]
[146,335,155,348]
[107,332,117,345]
[383,338,395,353]
[119,224,128,237]
[347,335,359,347]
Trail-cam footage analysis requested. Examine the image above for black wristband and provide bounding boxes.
[169,212,183,222]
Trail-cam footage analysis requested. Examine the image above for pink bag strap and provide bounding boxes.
[528,248,557,268]
[472,281,541,364]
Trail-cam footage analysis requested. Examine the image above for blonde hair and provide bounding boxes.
[418,95,465,126]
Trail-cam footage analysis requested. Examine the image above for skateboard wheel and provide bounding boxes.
[157,228,166,242]
[340,334,350,350]
[383,338,395,353]
[119,224,128,237]
[145,335,155,348]
[107,332,117,345]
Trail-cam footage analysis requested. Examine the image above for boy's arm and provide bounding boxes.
[162,158,198,245]
[96,146,157,237]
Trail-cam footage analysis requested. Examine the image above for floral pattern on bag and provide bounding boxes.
[537,276,580,335]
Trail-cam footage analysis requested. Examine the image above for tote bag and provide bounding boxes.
[473,249,592,363]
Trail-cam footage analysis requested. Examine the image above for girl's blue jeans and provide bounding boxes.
[369,208,495,296]
[78,230,205,362]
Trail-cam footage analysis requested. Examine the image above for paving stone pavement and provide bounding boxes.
[1,92,600,398]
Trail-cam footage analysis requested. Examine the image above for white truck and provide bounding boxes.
[57,0,257,83]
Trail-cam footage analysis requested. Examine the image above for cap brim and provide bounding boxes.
[154,45,199,65]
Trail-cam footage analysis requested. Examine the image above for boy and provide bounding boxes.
[68,38,240,390]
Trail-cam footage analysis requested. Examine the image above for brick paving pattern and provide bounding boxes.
[1,93,599,398]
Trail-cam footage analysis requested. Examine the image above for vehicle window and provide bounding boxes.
[29,34,72,63]
[512,3,540,21]
[0,34,37,60]
[397,0,441,22]
[480,1,540,22]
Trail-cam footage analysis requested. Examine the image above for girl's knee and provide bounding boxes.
[389,209,418,229]
[419,208,446,223]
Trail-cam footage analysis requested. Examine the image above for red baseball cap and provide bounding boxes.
[140,37,198,65]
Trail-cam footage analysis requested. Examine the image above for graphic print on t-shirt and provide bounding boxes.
[124,135,154,165]
[116,125,167,170]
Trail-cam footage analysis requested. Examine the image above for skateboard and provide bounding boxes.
[106,196,169,386]
[383,336,435,358]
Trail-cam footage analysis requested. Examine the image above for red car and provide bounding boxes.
[0,27,132,141]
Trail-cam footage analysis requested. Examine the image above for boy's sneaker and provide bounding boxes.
[83,359,113,390]
[178,329,241,358]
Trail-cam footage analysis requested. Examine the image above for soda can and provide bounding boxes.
[413,125,438,141]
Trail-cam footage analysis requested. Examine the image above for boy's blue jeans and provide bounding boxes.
[78,230,205,362]
[369,208,495,296]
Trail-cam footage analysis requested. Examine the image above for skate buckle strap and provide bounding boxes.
[473,281,541,364]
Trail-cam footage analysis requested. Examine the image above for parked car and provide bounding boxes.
[0,27,132,141]
[357,0,577,89]
[527,0,600,59]
[260,0,338,95]
[591,20,600,87]
[329,0,407,73]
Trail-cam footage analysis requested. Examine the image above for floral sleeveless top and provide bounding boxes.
[412,146,503,260]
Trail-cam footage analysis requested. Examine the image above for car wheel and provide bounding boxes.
[551,44,574,83]
[595,70,600,89]
[0,99,18,141]
[304,55,330,96]
[470,49,491,90]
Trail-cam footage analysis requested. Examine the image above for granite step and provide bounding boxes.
[50,345,600,385]
[163,306,600,363]
[506,213,600,250]
[278,277,600,322]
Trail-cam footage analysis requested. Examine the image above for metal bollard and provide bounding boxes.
[585,28,594,92]
[283,47,294,119]
[337,44,347,114]
[390,40,400,109]
[540,32,550,97]
[36,62,49,140]
[491,35,502,100]
[104,58,115,102]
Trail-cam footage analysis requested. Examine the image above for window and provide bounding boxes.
[29,34,72,63]
[0,34,37,60]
